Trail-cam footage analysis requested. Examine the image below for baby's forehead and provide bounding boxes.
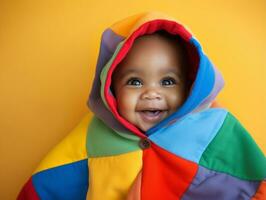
[131,31,188,63]
[114,31,188,72]
[133,31,185,52]
[137,30,185,47]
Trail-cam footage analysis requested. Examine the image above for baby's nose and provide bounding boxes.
[141,88,162,100]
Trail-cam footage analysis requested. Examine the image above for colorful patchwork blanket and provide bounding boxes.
[18,12,265,200]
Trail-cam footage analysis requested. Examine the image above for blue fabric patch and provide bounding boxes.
[32,159,88,200]
[147,37,215,135]
[149,108,228,163]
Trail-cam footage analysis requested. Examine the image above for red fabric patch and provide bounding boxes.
[141,143,198,200]
[104,19,198,138]
[17,177,40,200]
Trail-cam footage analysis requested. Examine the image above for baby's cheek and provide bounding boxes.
[168,91,186,109]
[117,90,138,115]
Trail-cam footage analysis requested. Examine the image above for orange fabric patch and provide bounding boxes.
[141,143,198,200]
[126,171,142,200]
[210,100,222,108]
[252,181,266,200]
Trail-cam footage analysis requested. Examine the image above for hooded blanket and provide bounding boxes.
[18,12,266,200]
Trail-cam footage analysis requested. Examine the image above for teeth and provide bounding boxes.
[143,110,161,116]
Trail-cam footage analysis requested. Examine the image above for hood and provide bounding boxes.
[88,12,224,138]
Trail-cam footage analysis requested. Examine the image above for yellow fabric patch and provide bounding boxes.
[87,150,143,200]
[33,112,92,174]
[110,11,176,38]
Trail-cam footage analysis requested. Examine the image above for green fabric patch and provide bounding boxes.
[100,41,124,109]
[86,116,140,157]
[199,112,266,181]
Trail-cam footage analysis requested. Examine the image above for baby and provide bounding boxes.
[112,30,189,132]
[18,12,265,200]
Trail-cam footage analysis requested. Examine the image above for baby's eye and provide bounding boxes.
[161,78,176,86]
[127,78,142,87]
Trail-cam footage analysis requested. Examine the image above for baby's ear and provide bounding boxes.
[110,83,116,98]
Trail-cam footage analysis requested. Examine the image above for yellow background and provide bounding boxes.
[0,0,265,199]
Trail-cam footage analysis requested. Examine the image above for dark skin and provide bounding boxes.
[112,31,189,132]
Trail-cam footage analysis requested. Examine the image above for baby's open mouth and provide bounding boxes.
[138,109,167,123]
[142,110,162,116]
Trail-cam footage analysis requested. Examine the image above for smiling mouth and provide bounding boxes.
[138,109,167,123]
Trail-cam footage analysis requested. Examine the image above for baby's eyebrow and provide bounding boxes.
[161,68,182,79]
[117,68,140,78]
[115,67,182,80]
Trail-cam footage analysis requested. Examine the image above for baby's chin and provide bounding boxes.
[136,120,163,133]
[138,125,151,133]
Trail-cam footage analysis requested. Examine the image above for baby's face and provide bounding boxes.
[112,34,188,132]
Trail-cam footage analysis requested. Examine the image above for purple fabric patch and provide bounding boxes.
[87,29,134,135]
[181,166,260,200]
